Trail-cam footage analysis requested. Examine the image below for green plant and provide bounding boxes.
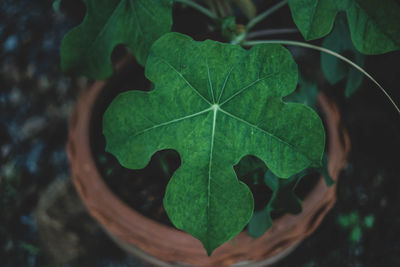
[59,0,400,255]
[337,211,375,243]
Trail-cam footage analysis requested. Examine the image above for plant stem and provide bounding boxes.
[232,0,289,44]
[243,40,400,114]
[205,0,218,14]
[175,0,219,20]
[215,0,232,17]
[222,0,233,16]
[215,0,226,17]
[231,0,257,19]
[246,0,288,31]
[246,28,298,39]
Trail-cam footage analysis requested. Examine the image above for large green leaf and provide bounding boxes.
[288,0,400,54]
[103,32,325,255]
[61,0,173,79]
[321,15,365,97]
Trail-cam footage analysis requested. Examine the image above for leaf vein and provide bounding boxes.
[130,0,144,36]
[352,1,399,47]
[219,108,315,164]
[83,0,125,62]
[128,107,212,139]
[135,0,155,18]
[206,106,218,247]
[307,0,320,39]
[220,72,278,106]
[160,59,212,105]
[206,57,215,103]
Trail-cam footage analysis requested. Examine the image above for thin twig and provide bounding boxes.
[204,0,218,15]
[246,0,289,31]
[175,0,218,20]
[242,40,400,115]
[246,28,298,39]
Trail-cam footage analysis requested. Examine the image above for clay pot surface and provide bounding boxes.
[67,79,350,266]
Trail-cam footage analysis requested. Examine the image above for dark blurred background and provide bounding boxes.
[1,0,400,266]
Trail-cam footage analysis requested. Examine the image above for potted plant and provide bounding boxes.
[60,0,400,265]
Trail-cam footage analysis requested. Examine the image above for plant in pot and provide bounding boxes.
[60,0,400,265]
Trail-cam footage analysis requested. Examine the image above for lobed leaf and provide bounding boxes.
[61,0,173,79]
[288,0,400,54]
[103,32,325,254]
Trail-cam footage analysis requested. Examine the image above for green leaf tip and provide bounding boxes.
[60,0,173,79]
[288,0,400,54]
[52,0,62,13]
[103,32,325,254]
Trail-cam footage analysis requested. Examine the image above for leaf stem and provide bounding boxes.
[232,0,257,19]
[243,40,400,114]
[246,28,298,39]
[246,0,288,31]
[231,0,289,44]
[216,0,232,17]
[204,0,218,15]
[175,0,219,20]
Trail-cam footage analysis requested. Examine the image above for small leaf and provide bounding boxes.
[103,33,325,254]
[350,226,362,243]
[288,0,400,54]
[267,171,304,214]
[284,75,319,111]
[247,208,273,237]
[248,170,305,237]
[337,211,360,228]
[53,0,62,13]
[61,0,173,79]
[221,15,237,41]
[234,155,267,183]
[314,154,334,186]
[363,215,375,229]
[264,169,279,191]
[337,214,351,228]
[321,15,365,97]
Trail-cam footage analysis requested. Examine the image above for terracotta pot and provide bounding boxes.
[67,73,350,266]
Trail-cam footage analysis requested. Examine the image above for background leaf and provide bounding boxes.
[248,170,304,237]
[284,74,319,111]
[52,0,62,13]
[288,0,400,54]
[61,0,173,79]
[103,33,325,254]
[234,155,267,182]
[317,154,334,186]
[288,0,338,41]
[321,15,365,97]
[248,208,273,238]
